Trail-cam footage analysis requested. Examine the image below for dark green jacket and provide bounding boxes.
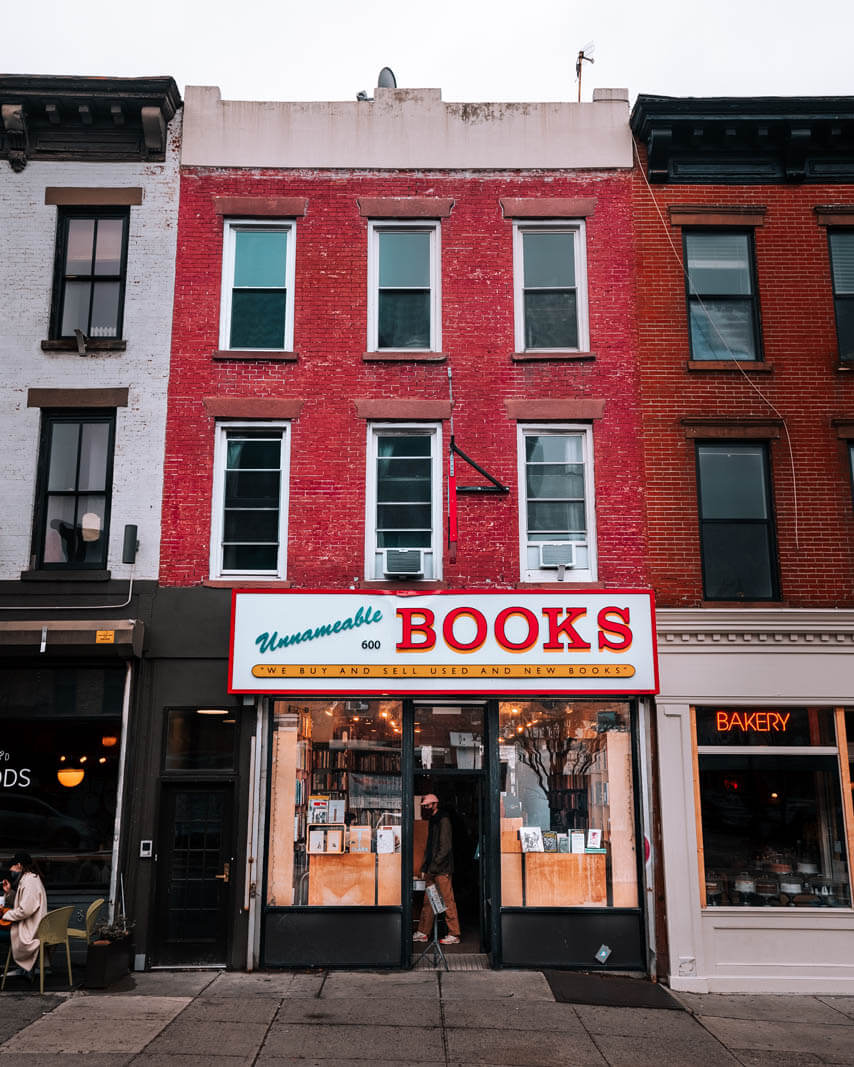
[422,811,454,876]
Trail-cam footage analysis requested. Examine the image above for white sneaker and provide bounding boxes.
[439,935,460,945]
[412,932,428,942]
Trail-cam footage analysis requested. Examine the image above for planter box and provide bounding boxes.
[84,938,132,989]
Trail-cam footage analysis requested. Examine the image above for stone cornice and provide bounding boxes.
[656,608,854,650]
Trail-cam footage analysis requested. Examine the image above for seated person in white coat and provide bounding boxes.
[3,852,47,981]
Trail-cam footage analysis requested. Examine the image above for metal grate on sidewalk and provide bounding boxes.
[413,953,490,971]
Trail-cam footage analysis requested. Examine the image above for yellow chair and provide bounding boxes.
[68,898,105,944]
[1,906,74,994]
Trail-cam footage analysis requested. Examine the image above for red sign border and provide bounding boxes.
[228,587,660,697]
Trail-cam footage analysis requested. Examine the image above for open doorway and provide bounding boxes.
[413,773,484,952]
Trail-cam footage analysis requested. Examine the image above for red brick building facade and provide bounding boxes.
[161,166,645,591]
[151,84,657,972]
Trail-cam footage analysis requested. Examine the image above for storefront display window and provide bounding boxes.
[267,700,402,907]
[497,700,638,908]
[0,667,124,889]
[695,707,851,907]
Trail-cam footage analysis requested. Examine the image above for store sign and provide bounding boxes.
[716,710,790,734]
[229,590,658,696]
[0,750,31,788]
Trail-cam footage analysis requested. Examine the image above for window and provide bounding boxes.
[365,423,442,581]
[514,223,588,351]
[696,443,779,600]
[219,220,295,351]
[210,422,290,578]
[51,210,129,340]
[368,222,440,351]
[518,425,596,582]
[267,701,402,906]
[498,701,638,907]
[685,231,760,360]
[695,707,850,909]
[829,231,854,363]
[33,412,115,570]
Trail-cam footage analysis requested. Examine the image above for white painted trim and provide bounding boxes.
[367,220,441,352]
[516,422,597,583]
[363,421,443,581]
[209,420,290,579]
[512,220,589,352]
[219,219,295,351]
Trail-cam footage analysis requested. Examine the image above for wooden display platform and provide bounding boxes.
[308,852,402,906]
[500,851,607,907]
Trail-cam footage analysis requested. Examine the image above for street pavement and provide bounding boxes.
[0,968,853,1064]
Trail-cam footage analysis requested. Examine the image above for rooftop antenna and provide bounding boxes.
[576,41,595,101]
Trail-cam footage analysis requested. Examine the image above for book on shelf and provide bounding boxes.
[307,828,326,854]
[542,831,559,853]
[326,828,344,853]
[586,828,603,849]
[348,826,372,853]
[519,826,544,853]
[376,825,400,854]
[570,831,586,854]
[308,795,329,824]
[328,798,346,823]
[557,833,570,853]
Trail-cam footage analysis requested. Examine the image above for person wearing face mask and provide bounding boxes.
[413,794,461,946]
[2,853,47,983]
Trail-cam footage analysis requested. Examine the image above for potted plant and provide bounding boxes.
[84,916,135,989]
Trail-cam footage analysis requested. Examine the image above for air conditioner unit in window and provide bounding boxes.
[383,549,424,577]
[538,542,576,569]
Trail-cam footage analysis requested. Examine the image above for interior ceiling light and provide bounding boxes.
[98,757,107,764]
[197,708,228,716]
[223,718,236,724]
[57,768,85,788]
[101,736,118,747]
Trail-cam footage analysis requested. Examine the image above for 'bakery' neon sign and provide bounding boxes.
[716,710,790,734]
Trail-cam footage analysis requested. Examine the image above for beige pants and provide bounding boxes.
[417,873,460,937]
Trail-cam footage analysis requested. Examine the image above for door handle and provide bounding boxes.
[215,862,231,883]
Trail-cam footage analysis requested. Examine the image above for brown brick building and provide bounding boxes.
[631,95,854,993]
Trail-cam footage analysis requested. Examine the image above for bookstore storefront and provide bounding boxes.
[229,589,658,969]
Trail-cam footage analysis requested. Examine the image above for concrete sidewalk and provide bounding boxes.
[0,969,853,1065]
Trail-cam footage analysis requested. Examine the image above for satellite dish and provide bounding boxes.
[377,67,397,89]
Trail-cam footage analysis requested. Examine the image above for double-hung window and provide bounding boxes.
[368,222,440,351]
[518,425,596,582]
[514,222,588,351]
[829,231,854,363]
[51,210,129,340]
[220,220,295,351]
[696,442,779,600]
[33,411,115,570]
[685,231,760,361]
[210,422,290,578]
[365,424,441,581]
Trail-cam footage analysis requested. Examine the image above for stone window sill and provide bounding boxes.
[41,339,126,353]
[21,569,112,582]
[512,351,595,362]
[363,351,446,363]
[213,350,298,362]
[686,359,772,373]
[203,578,292,588]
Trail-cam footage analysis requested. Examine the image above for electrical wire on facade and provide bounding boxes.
[631,135,801,550]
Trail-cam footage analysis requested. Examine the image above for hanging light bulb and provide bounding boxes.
[57,767,85,788]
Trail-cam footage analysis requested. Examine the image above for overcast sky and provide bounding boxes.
[8,0,853,104]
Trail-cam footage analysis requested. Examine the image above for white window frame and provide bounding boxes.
[367,220,441,352]
[364,422,443,581]
[517,423,597,583]
[513,220,589,352]
[209,420,290,579]
[219,219,296,351]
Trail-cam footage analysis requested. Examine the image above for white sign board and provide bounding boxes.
[229,590,658,696]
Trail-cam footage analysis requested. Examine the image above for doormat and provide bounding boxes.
[543,971,684,1010]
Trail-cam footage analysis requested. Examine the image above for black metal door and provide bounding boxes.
[153,783,233,965]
